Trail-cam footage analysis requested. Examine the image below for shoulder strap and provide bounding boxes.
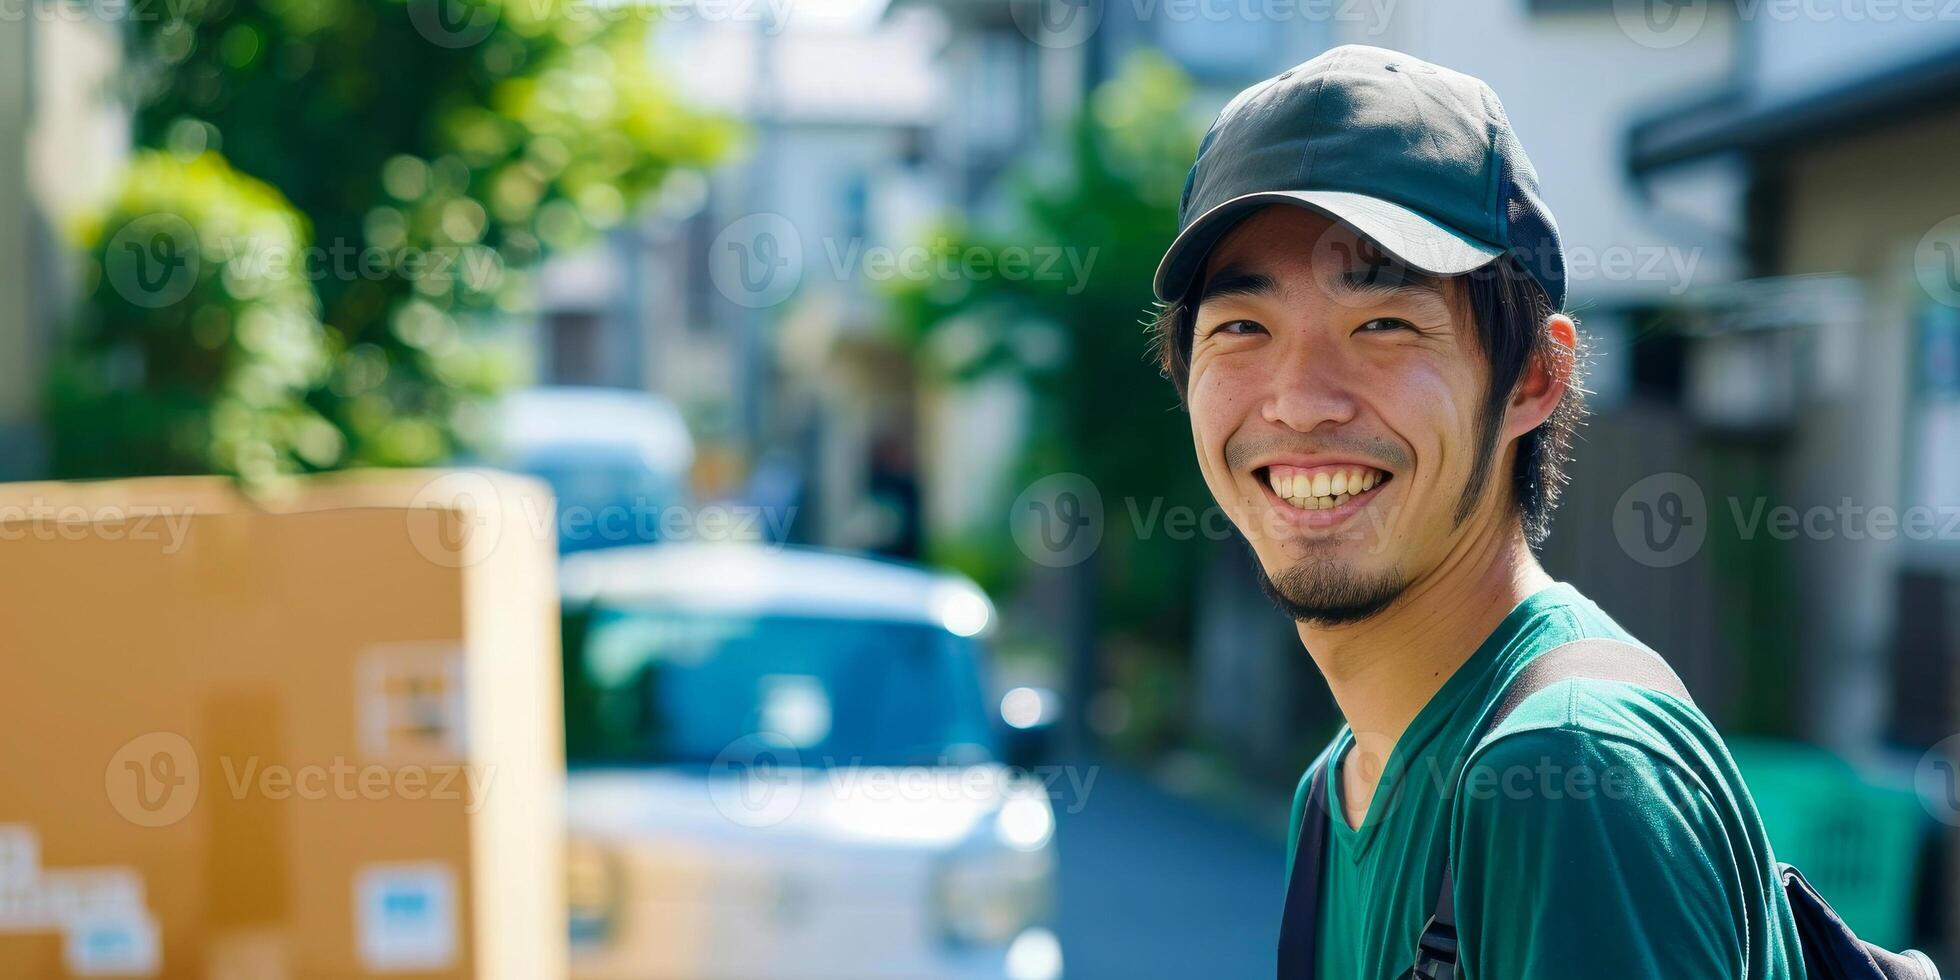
[1409,637,1693,980]
[1491,637,1692,729]
[1276,752,1332,979]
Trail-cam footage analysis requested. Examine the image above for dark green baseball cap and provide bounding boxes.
[1153,45,1565,310]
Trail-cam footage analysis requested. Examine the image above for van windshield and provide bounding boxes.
[564,606,998,768]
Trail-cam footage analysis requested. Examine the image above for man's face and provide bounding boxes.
[1185,206,1511,625]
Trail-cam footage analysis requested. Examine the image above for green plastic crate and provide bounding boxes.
[1726,737,1929,950]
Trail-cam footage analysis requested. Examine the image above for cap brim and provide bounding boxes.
[1151,190,1504,304]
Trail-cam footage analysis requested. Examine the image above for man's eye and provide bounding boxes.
[1209,319,1265,337]
[1357,318,1415,333]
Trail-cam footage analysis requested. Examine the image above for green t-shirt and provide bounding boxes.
[1286,583,1806,980]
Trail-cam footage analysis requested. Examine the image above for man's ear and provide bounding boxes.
[1502,314,1577,442]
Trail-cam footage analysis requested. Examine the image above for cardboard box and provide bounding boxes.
[0,470,566,979]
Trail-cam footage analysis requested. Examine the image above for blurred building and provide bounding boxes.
[0,14,128,480]
[542,0,947,555]
[1628,17,1960,756]
[1623,16,1960,952]
[0,17,28,478]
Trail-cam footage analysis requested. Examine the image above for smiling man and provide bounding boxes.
[1150,47,1804,979]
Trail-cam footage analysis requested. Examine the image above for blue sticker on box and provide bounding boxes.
[354,863,457,972]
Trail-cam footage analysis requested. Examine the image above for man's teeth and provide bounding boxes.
[1267,466,1386,510]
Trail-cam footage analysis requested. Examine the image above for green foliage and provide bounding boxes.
[49,151,338,482]
[85,0,737,470]
[887,51,1213,644]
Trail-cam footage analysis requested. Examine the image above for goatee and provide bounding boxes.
[1253,554,1407,626]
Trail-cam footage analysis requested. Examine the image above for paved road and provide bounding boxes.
[1052,764,1287,980]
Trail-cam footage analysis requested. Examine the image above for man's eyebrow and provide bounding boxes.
[1195,266,1278,306]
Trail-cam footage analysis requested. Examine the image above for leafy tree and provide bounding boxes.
[60,0,736,473]
[50,151,337,482]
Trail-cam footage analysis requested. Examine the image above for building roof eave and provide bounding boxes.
[1627,40,1960,176]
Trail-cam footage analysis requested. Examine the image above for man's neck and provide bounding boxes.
[1298,516,1553,770]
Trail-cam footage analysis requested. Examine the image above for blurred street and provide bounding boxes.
[1054,766,1284,980]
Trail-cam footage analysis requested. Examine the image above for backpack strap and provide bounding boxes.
[1276,750,1333,979]
[1408,637,1693,980]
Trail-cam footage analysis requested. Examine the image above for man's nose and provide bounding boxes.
[1259,336,1360,434]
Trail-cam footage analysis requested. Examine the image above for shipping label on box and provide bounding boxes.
[357,644,467,764]
[354,863,457,973]
[0,826,161,977]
